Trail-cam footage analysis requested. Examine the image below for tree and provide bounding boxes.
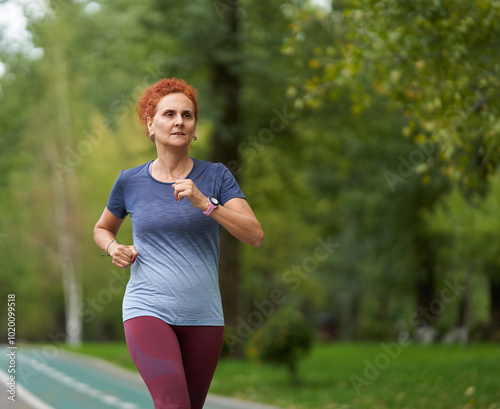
[0,0,154,342]
[42,17,83,346]
[284,0,500,338]
[286,0,500,186]
[425,176,500,340]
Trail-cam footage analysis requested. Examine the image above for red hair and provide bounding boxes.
[137,78,199,137]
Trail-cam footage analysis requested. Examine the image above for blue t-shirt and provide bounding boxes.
[106,158,245,326]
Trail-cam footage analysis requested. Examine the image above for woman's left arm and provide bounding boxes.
[172,179,264,247]
[210,197,264,247]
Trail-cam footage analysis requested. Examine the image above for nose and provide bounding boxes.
[174,114,184,126]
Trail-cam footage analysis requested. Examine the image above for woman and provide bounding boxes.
[94,77,264,409]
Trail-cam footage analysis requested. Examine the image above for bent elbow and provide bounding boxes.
[93,222,103,242]
[253,229,264,247]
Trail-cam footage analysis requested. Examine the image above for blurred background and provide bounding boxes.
[0,0,499,406]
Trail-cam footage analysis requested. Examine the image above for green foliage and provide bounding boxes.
[247,308,314,385]
[286,0,500,189]
[424,173,500,329]
[282,0,499,337]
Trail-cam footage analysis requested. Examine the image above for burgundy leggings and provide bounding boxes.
[124,316,224,409]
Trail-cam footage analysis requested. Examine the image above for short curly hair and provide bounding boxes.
[137,78,199,137]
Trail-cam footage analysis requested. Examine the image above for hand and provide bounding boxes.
[171,179,207,211]
[109,243,138,269]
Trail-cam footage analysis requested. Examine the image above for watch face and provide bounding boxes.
[209,197,219,206]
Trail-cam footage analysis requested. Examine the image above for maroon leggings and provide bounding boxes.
[124,316,224,409]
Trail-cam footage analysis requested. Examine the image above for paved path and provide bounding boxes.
[0,346,279,409]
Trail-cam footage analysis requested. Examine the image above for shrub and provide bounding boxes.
[247,307,314,385]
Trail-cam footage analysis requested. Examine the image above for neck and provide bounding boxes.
[155,146,190,174]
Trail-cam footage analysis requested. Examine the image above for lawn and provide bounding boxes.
[65,342,500,409]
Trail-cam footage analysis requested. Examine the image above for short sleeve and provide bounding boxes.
[217,164,246,205]
[106,171,128,219]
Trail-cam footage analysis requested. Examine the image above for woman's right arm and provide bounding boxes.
[94,208,137,269]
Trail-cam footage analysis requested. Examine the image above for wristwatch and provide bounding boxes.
[203,196,220,216]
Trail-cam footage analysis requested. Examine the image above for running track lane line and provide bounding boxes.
[18,354,140,408]
[0,367,56,409]
[1,348,148,409]
[1,347,281,409]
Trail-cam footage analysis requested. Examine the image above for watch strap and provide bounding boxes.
[203,197,218,216]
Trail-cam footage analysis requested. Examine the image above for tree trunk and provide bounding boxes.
[415,268,436,327]
[414,233,436,328]
[288,359,300,386]
[45,39,82,346]
[209,0,242,333]
[457,264,471,346]
[489,275,500,339]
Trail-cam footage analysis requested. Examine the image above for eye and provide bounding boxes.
[183,112,192,118]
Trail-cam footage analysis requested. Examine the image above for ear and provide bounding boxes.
[146,117,153,135]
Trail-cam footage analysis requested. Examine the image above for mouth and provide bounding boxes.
[171,132,185,136]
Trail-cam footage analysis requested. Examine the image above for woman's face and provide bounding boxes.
[147,92,196,147]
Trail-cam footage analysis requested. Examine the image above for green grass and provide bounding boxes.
[65,342,500,409]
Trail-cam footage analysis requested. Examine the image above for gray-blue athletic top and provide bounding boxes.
[106,158,245,326]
